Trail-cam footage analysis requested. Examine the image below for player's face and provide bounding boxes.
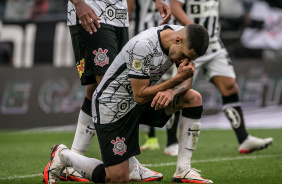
[169,42,199,65]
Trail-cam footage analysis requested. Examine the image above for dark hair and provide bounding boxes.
[186,24,209,56]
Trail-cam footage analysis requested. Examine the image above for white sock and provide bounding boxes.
[176,115,201,174]
[129,156,140,173]
[71,110,96,155]
[60,149,103,180]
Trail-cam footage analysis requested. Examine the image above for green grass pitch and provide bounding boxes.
[0,128,281,184]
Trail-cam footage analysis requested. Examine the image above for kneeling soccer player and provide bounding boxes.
[43,24,212,183]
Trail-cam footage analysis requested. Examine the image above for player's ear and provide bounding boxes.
[175,36,183,44]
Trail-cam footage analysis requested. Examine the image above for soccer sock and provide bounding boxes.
[148,126,155,137]
[166,111,180,147]
[222,94,248,144]
[60,149,105,182]
[176,106,202,175]
[71,97,96,155]
[129,156,140,173]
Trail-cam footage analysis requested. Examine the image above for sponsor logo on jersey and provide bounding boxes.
[118,100,129,113]
[153,48,162,57]
[106,6,127,21]
[188,1,219,17]
[132,59,143,71]
[125,84,132,94]
[93,48,109,67]
[111,137,127,156]
[77,58,85,78]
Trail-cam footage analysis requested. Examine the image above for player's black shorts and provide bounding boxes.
[94,102,172,167]
[69,24,129,85]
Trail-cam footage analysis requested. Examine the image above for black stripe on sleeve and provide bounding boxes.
[128,74,150,79]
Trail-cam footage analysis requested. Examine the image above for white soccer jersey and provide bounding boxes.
[67,0,129,27]
[92,25,184,124]
[135,0,178,34]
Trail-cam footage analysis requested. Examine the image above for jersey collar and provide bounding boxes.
[157,25,173,56]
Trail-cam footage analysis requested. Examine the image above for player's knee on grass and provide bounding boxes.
[105,171,129,183]
[105,162,129,183]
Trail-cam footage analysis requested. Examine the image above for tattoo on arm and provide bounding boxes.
[173,86,185,93]
[166,85,185,97]
[167,80,191,97]
[166,89,174,95]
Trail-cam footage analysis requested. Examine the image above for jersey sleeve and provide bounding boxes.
[127,40,152,79]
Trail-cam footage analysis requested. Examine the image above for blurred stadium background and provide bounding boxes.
[0,0,282,130]
[0,1,282,184]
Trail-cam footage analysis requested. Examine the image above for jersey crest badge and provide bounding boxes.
[93,48,109,67]
[111,137,127,156]
[132,59,143,71]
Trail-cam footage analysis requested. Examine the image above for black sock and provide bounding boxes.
[91,164,106,183]
[222,94,248,144]
[81,97,92,116]
[182,106,203,119]
[166,111,180,147]
[148,126,155,137]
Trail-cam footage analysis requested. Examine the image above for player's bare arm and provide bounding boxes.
[130,59,194,105]
[71,0,101,34]
[152,77,193,110]
[154,0,171,25]
[127,0,135,20]
[171,0,194,25]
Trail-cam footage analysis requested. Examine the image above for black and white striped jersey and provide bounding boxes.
[92,25,184,124]
[177,0,220,39]
[67,0,129,27]
[134,0,177,35]
[176,0,224,52]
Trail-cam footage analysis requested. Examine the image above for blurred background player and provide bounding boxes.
[170,0,273,154]
[60,0,171,182]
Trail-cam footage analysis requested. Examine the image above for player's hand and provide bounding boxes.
[151,90,174,110]
[155,0,171,25]
[176,59,195,81]
[74,1,101,34]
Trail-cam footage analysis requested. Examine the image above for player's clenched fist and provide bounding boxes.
[176,59,195,82]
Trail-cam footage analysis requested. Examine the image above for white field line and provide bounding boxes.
[0,173,42,180]
[142,154,282,167]
[1,154,281,180]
